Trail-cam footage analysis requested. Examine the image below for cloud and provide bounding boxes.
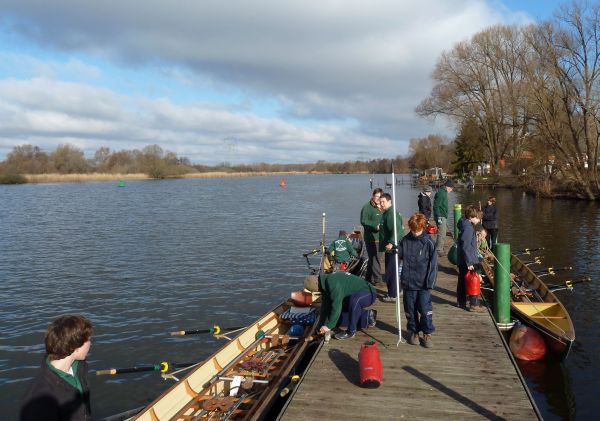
[0,0,526,163]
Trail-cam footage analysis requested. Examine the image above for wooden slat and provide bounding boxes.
[281,238,538,420]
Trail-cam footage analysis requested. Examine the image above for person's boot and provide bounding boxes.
[367,309,378,328]
[423,333,433,348]
[408,332,420,345]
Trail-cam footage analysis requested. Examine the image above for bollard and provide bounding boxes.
[493,243,511,325]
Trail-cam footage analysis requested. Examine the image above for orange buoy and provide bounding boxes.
[279,178,286,188]
[358,341,382,388]
[509,324,546,361]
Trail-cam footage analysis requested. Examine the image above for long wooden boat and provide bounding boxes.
[481,251,575,360]
[131,299,319,420]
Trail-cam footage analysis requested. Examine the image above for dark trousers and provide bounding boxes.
[385,253,402,298]
[457,265,479,307]
[339,290,376,333]
[486,228,498,249]
[365,241,384,284]
[403,289,434,334]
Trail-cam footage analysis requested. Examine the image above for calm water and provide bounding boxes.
[0,175,598,420]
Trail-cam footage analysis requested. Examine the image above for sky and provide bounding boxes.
[0,0,566,164]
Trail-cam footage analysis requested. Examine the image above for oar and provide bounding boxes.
[534,266,572,277]
[96,361,197,376]
[547,277,592,292]
[514,247,545,256]
[170,325,245,336]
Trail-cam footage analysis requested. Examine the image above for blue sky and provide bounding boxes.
[0,0,569,164]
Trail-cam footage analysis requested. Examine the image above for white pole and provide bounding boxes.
[391,168,404,346]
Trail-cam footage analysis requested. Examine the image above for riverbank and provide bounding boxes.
[17,171,318,184]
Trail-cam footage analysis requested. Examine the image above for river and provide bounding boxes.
[0,174,598,420]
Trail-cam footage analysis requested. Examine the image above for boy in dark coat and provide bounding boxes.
[482,196,499,248]
[20,315,93,421]
[397,213,438,348]
[457,206,485,312]
[417,185,433,220]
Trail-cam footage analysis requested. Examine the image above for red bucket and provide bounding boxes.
[465,270,481,295]
[358,341,382,388]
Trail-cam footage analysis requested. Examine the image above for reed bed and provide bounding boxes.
[23,171,313,184]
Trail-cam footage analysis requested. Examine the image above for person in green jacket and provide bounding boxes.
[378,193,404,302]
[433,179,453,256]
[360,188,384,285]
[315,271,377,340]
[328,230,358,270]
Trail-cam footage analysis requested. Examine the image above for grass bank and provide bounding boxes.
[20,171,313,184]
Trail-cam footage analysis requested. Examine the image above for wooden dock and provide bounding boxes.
[280,242,540,420]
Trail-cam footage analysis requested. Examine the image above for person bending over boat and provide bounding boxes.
[20,315,93,421]
[378,193,405,302]
[312,271,377,340]
[328,230,358,271]
[360,188,384,285]
[457,206,485,313]
[396,213,438,348]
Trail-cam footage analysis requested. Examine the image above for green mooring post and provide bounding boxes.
[453,204,462,239]
[493,243,511,325]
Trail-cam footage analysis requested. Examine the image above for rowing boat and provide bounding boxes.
[131,299,319,420]
[481,251,575,360]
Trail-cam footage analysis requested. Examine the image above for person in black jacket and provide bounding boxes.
[20,315,93,421]
[417,186,433,220]
[397,212,438,348]
[482,196,498,248]
[457,206,485,313]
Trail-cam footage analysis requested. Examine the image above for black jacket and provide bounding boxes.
[482,204,498,229]
[417,193,432,220]
[397,232,437,290]
[457,218,479,268]
[20,359,91,421]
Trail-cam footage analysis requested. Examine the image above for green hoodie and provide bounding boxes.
[319,272,375,329]
[328,236,358,262]
[379,207,404,252]
[360,200,382,243]
[433,186,449,220]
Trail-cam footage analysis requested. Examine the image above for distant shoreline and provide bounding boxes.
[22,171,330,184]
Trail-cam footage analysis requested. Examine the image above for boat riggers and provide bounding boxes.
[547,277,592,292]
[513,247,545,256]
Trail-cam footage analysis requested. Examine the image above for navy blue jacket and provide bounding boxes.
[457,218,479,268]
[417,193,432,220]
[482,205,498,229]
[397,232,437,290]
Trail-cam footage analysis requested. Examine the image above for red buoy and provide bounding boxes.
[358,341,382,388]
[279,178,286,188]
[509,324,547,361]
[465,270,481,296]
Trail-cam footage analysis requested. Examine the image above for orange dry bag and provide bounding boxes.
[465,270,481,295]
[358,341,382,388]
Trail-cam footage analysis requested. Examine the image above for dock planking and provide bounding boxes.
[280,240,539,420]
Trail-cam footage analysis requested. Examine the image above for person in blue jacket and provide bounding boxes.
[457,206,485,312]
[396,212,438,348]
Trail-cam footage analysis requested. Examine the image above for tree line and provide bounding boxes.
[417,0,600,199]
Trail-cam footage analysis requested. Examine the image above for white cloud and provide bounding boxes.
[0,0,528,163]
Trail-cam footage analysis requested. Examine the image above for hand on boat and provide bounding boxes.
[319,326,330,334]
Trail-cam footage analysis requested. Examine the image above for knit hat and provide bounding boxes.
[445,179,454,188]
[424,185,432,193]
